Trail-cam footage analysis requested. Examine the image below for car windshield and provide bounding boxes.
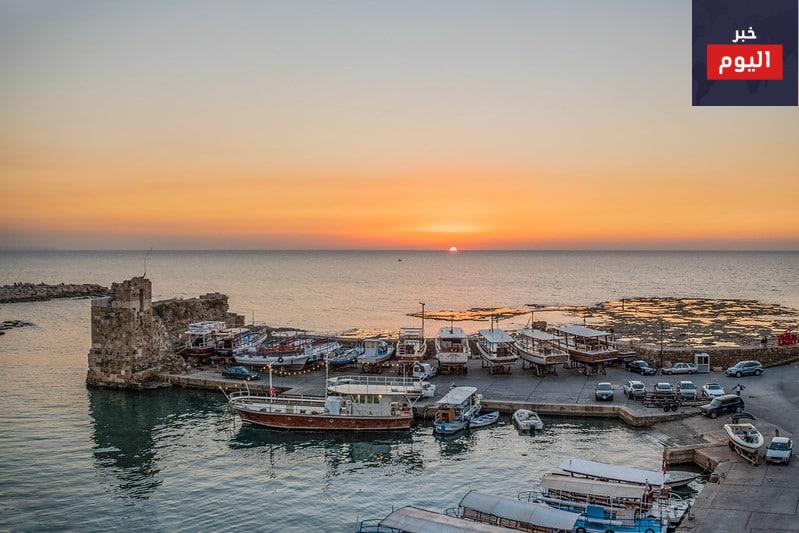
[598,384,612,390]
[707,384,722,390]
[710,399,721,407]
[682,383,696,389]
[770,442,791,451]
[633,384,644,389]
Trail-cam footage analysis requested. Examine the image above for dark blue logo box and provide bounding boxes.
[693,0,798,106]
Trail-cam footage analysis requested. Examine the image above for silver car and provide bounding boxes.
[661,362,698,375]
[677,381,698,400]
[595,382,614,401]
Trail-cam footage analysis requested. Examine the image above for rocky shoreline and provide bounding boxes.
[0,283,109,303]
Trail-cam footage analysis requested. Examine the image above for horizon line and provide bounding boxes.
[2,248,797,253]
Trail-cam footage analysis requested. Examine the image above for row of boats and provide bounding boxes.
[358,458,697,533]
[184,319,621,374]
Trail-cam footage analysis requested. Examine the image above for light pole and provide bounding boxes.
[659,319,664,369]
[419,301,425,337]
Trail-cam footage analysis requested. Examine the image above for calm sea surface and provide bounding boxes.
[1,251,796,531]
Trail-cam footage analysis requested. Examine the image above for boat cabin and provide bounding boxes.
[458,491,579,533]
[435,386,481,425]
[396,327,427,363]
[476,329,517,374]
[182,321,229,359]
[438,327,470,352]
[358,505,515,532]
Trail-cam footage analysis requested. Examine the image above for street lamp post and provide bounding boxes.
[419,301,425,337]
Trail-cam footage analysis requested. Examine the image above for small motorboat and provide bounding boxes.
[724,422,764,453]
[513,409,544,431]
[434,419,468,435]
[327,346,363,368]
[468,411,499,429]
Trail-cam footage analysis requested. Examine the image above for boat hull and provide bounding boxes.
[513,343,569,366]
[235,408,413,431]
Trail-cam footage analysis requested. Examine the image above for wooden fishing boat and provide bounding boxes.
[559,458,698,489]
[327,345,363,368]
[475,328,517,374]
[434,386,481,435]
[469,411,499,429]
[513,328,570,371]
[513,409,544,431]
[396,327,427,366]
[456,491,580,532]
[552,326,618,366]
[357,338,394,365]
[182,321,228,359]
[235,336,340,369]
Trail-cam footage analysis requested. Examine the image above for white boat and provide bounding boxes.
[559,458,698,489]
[358,505,517,532]
[724,423,764,453]
[513,409,544,431]
[357,338,394,365]
[475,328,517,373]
[396,327,427,365]
[469,411,499,429]
[434,386,481,435]
[513,328,570,367]
[327,375,435,400]
[435,327,471,373]
[457,492,580,532]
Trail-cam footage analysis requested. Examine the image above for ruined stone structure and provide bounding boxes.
[86,276,242,389]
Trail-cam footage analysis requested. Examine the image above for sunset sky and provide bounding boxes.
[1,1,797,250]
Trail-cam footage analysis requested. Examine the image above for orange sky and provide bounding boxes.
[1,2,798,250]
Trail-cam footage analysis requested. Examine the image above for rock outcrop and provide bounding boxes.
[0,282,108,303]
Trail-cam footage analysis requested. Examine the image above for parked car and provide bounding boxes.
[654,382,674,394]
[725,360,763,378]
[701,383,726,399]
[595,382,614,401]
[222,366,260,380]
[700,394,745,418]
[766,437,793,464]
[412,362,437,380]
[661,362,698,375]
[677,381,698,400]
[626,360,657,375]
[623,380,647,399]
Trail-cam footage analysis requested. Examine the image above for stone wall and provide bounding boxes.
[628,343,799,369]
[86,277,243,389]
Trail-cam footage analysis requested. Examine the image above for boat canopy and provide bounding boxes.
[554,325,611,338]
[380,505,514,532]
[439,327,467,339]
[400,327,424,338]
[479,329,514,344]
[541,473,646,500]
[459,491,579,531]
[560,458,667,486]
[436,386,478,406]
[520,328,557,341]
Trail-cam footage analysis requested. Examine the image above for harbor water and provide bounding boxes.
[1,251,797,530]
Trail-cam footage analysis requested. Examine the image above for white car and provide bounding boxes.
[677,381,698,400]
[623,380,646,399]
[654,382,674,394]
[701,383,725,398]
[412,362,437,380]
[766,437,793,464]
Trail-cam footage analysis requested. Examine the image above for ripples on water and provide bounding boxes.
[2,251,791,530]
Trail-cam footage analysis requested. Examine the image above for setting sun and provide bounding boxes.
[448,246,459,253]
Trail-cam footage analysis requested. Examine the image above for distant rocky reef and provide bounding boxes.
[0,282,109,303]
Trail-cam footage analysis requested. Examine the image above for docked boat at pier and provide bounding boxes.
[434,386,481,435]
[228,378,415,431]
[475,328,517,374]
[559,458,698,489]
[552,326,618,370]
[395,327,427,367]
[234,335,340,370]
[435,326,471,374]
[513,409,544,431]
[513,328,570,373]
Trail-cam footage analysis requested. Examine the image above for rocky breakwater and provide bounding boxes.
[0,282,109,303]
[86,276,243,389]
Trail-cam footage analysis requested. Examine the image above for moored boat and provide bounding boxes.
[559,458,698,489]
[469,411,499,429]
[435,326,471,374]
[513,409,544,431]
[434,386,481,435]
[475,328,517,374]
[456,491,580,532]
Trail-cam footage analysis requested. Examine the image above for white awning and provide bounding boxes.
[520,328,556,341]
[438,327,467,339]
[380,506,514,532]
[559,458,666,486]
[554,325,611,338]
[479,329,514,344]
[541,473,646,500]
[459,492,579,531]
[436,386,478,406]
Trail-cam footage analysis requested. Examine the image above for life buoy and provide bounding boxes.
[278,356,284,363]
[645,529,655,533]
[575,528,586,533]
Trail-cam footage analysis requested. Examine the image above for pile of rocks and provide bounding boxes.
[0,282,108,303]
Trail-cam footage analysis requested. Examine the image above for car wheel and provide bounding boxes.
[755,369,762,376]
[735,371,742,378]
[736,406,743,413]
[710,411,718,419]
